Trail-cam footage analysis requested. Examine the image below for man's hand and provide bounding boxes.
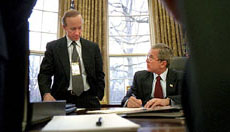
[43,93,56,101]
[127,96,143,108]
[144,98,170,108]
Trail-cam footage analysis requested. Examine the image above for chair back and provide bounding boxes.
[169,57,188,72]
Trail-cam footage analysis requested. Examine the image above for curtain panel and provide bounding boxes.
[58,0,109,104]
[148,0,186,56]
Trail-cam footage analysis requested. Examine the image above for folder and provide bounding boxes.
[124,109,184,118]
[29,100,66,125]
[87,105,182,115]
[122,105,183,118]
[65,103,77,114]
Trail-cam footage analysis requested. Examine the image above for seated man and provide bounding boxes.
[121,43,182,108]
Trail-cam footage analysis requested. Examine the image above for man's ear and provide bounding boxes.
[160,60,167,67]
[62,25,66,30]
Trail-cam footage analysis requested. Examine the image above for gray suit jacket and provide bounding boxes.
[121,69,182,106]
[38,37,105,101]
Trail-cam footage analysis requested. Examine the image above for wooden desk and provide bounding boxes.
[28,107,186,132]
[128,118,185,132]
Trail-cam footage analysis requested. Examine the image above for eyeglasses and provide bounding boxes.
[146,55,160,62]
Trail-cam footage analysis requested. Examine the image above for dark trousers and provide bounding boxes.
[65,90,101,108]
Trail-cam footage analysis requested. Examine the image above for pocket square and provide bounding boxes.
[169,84,173,87]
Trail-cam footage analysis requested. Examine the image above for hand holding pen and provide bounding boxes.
[127,93,142,108]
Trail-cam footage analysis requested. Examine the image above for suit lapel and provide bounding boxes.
[166,69,177,96]
[142,72,153,98]
[56,37,70,81]
[80,38,87,63]
[80,38,91,74]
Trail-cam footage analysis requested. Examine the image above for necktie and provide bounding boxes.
[154,75,163,98]
[71,41,84,96]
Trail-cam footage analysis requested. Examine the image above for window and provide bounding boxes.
[108,0,150,104]
[28,0,59,102]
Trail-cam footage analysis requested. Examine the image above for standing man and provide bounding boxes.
[121,43,182,108]
[38,10,105,108]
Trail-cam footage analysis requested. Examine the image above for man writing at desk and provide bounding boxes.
[121,43,182,108]
[38,10,105,108]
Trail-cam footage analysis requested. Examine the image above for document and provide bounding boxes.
[42,114,140,132]
[87,105,181,115]
[87,107,146,114]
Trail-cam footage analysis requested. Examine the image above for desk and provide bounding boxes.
[28,107,186,132]
[129,118,185,132]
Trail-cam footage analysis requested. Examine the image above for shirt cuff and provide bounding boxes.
[170,99,176,106]
[123,100,129,107]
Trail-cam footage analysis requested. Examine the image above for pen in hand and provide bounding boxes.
[131,93,144,107]
[96,117,102,126]
[132,93,136,98]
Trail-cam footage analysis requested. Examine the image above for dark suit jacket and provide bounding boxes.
[121,69,182,106]
[38,37,105,101]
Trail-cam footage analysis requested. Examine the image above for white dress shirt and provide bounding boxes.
[66,36,90,91]
[151,68,168,98]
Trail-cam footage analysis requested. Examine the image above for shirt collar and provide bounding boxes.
[66,36,81,47]
[153,68,168,81]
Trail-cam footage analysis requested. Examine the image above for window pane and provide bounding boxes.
[109,0,149,16]
[109,79,125,104]
[109,35,150,54]
[33,0,44,10]
[29,31,42,51]
[43,0,59,12]
[109,56,146,104]
[40,33,57,51]
[29,10,42,32]
[29,55,43,102]
[110,56,146,79]
[109,16,149,36]
[42,12,58,33]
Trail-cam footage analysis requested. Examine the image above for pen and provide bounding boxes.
[132,93,136,98]
[132,94,144,107]
[96,117,102,126]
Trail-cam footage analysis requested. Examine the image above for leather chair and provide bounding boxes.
[169,57,188,72]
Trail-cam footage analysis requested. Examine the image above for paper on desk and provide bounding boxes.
[87,107,146,114]
[42,114,140,132]
[87,106,181,115]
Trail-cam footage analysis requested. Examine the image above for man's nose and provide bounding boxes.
[74,30,80,35]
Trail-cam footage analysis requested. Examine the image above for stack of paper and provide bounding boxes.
[42,114,140,132]
[86,106,183,118]
[87,106,181,114]
[87,107,146,114]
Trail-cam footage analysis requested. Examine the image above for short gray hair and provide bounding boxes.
[151,43,173,67]
[62,9,84,27]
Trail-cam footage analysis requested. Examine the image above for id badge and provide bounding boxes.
[71,62,80,75]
